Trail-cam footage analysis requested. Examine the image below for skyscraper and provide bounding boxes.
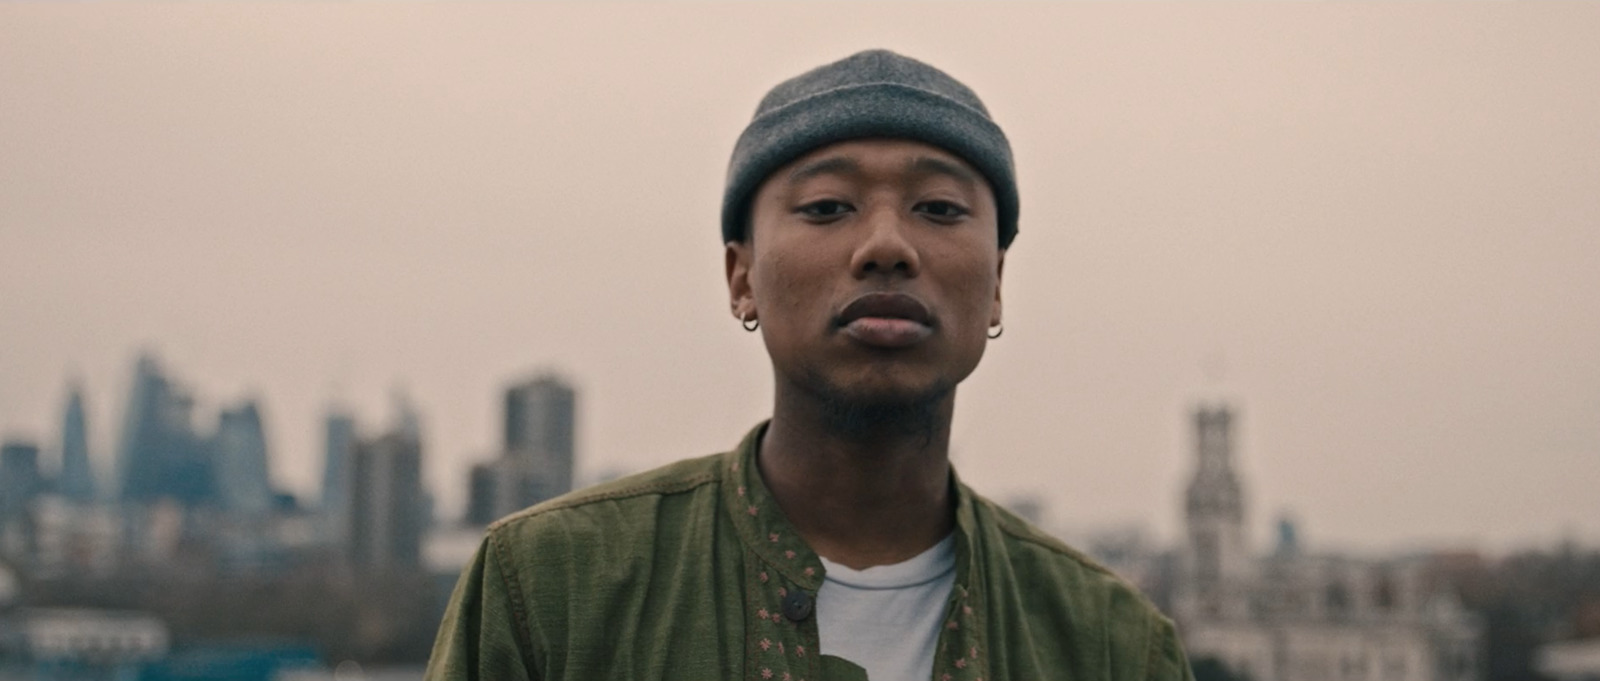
[0,440,43,560]
[320,407,356,541]
[503,374,575,503]
[0,441,43,517]
[117,354,168,502]
[58,384,96,503]
[465,458,522,526]
[212,400,273,518]
[116,354,212,506]
[467,373,577,525]
[348,430,424,569]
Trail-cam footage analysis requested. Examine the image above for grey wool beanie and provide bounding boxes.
[722,49,1019,248]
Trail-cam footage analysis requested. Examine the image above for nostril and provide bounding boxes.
[858,260,912,275]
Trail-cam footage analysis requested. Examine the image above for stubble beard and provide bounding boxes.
[800,366,954,447]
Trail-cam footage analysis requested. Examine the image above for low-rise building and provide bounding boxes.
[1173,404,1483,681]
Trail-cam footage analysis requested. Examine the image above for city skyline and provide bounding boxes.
[2,356,1589,681]
[2,3,1597,554]
[3,344,1593,554]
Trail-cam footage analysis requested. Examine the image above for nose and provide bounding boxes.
[849,205,921,279]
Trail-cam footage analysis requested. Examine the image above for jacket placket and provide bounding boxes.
[725,425,992,681]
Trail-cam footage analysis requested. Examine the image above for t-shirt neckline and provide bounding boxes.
[817,533,956,591]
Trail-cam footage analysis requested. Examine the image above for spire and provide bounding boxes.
[59,381,96,503]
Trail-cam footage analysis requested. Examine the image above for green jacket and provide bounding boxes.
[426,424,1194,681]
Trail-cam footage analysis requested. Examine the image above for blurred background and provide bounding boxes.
[1,2,1597,680]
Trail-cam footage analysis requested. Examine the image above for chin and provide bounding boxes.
[808,365,955,410]
[819,378,953,441]
[782,361,959,440]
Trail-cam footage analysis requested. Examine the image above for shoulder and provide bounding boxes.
[493,453,722,527]
[487,452,725,547]
[969,492,1188,679]
[973,491,1148,603]
[979,494,1109,571]
[473,450,726,581]
[444,452,734,676]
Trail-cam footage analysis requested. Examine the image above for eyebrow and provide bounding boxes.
[783,153,983,187]
[787,156,861,184]
[907,156,982,187]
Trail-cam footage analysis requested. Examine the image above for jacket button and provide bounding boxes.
[782,589,813,622]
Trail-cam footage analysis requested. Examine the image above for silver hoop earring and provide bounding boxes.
[987,321,1003,339]
[741,312,760,332]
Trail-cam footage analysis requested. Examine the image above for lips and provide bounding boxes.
[836,292,936,348]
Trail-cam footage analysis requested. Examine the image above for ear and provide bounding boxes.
[989,248,1006,328]
[726,241,756,324]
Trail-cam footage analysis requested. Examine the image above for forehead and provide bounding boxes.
[769,138,990,190]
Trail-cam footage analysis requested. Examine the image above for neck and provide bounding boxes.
[758,382,957,570]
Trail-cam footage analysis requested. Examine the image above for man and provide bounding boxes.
[426,49,1192,681]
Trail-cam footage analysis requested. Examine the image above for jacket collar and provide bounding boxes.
[721,421,993,680]
[720,421,982,599]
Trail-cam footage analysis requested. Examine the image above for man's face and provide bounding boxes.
[726,138,1006,409]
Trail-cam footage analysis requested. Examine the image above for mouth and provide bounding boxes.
[834,292,936,348]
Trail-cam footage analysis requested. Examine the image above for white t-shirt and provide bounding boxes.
[815,534,957,681]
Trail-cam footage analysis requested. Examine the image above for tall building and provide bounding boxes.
[465,458,522,526]
[348,430,424,569]
[467,374,577,525]
[0,440,43,559]
[58,384,96,503]
[0,441,43,516]
[212,400,273,518]
[116,354,212,506]
[1180,405,1252,621]
[505,375,574,469]
[347,395,426,568]
[505,374,575,500]
[320,407,356,541]
[1173,403,1483,681]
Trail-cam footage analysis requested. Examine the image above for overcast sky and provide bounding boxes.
[2,2,1596,556]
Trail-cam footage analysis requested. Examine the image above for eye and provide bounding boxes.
[797,199,854,220]
[915,200,970,221]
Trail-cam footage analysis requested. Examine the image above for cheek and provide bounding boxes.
[753,248,828,325]
[947,276,1000,362]
[939,253,1000,318]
